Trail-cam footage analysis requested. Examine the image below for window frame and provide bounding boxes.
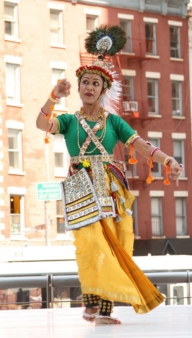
[54,134,69,177]
[9,194,25,237]
[56,200,65,234]
[86,14,98,32]
[145,22,157,55]
[120,19,132,53]
[5,62,21,105]
[170,25,181,59]
[173,139,185,176]
[4,1,19,39]
[172,81,182,116]
[50,8,64,45]
[8,128,23,172]
[175,197,187,236]
[51,68,65,110]
[147,78,159,115]
[122,75,134,101]
[149,138,161,177]
[151,197,163,236]
[132,197,139,237]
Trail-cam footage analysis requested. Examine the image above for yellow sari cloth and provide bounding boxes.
[72,169,164,314]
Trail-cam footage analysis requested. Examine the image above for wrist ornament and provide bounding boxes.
[163,156,174,167]
[49,88,60,103]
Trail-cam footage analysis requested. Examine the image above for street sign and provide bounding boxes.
[37,182,61,201]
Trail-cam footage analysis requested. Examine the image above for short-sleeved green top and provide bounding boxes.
[56,113,135,157]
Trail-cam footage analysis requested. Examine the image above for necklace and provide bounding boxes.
[80,107,104,122]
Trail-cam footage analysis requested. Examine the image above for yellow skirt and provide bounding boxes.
[72,168,164,314]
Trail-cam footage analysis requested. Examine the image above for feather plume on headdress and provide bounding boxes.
[76,25,126,114]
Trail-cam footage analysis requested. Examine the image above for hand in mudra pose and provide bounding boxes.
[54,79,71,98]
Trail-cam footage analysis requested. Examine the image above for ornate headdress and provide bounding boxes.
[76,25,126,114]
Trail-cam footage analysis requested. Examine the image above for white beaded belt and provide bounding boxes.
[70,154,114,164]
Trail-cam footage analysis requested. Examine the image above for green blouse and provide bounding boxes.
[56,113,135,157]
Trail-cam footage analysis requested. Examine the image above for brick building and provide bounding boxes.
[0,0,191,254]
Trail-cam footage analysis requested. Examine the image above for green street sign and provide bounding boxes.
[37,182,61,201]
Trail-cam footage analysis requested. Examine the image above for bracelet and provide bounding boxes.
[40,107,50,117]
[163,156,173,166]
[150,147,160,157]
[49,89,60,103]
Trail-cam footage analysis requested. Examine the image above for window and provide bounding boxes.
[172,81,182,116]
[10,195,22,234]
[8,128,22,171]
[175,198,186,236]
[120,19,132,53]
[4,1,19,39]
[145,23,156,55]
[151,197,163,236]
[50,9,63,44]
[54,134,69,177]
[56,200,65,234]
[5,63,20,104]
[173,140,185,175]
[170,26,180,58]
[123,76,134,101]
[124,146,137,177]
[147,79,158,114]
[52,68,65,110]
[172,285,184,305]
[149,138,161,177]
[86,15,98,32]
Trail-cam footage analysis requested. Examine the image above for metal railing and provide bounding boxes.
[0,271,191,308]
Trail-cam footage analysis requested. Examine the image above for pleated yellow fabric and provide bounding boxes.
[72,169,164,314]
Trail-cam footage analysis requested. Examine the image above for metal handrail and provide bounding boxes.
[0,271,191,308]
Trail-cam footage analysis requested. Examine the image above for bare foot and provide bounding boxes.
[95,316,121,325]
[83,307,99,323]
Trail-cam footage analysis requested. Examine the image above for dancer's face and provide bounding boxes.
[79,73,104,104]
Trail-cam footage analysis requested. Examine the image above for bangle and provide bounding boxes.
[150,147,160,157]
[49,89,60,103]
[164,156,173,166]
[40,108,50,117]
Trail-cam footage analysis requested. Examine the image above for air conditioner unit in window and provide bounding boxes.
[123,101,138,112]
[129,101,138,112]
[123,101,130,111]
[173,110,181,116]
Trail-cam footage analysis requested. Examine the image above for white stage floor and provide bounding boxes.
[0,305,191,338]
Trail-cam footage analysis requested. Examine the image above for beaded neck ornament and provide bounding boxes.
[76,25,126,115]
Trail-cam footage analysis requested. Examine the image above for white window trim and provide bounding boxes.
[148,131,162,138]
[10,195,25,239]
[50,7,64,47]
[48,2,65,10]
[6,120,24,129]
[8,187,26,195]
[4,55,22,64]
[50,61,67,69]
[118,13,134,20]
[0,188,4,194]
[7,128,23,173]
[51,65,67,111]
[150,191,164,197]
[122,69,136,76]
[170,74,184,81]
[143,17,158,23]
[130,190,139,196]
[171,133,186,139]
[168,20,182,27]
[5,0,20,3]
[146,71,160,79]
[84,8,101,15]
[174,191,188,197]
